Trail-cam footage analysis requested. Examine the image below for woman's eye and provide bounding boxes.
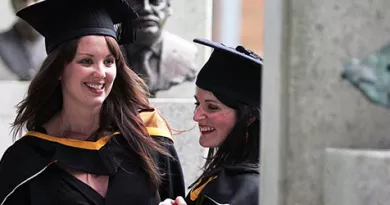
[79,59,93,65]
[104,58,115,65]
[207,105,219,111]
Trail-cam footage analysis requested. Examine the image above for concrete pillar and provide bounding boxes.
[211,0,242,47]
[261,0,390,204]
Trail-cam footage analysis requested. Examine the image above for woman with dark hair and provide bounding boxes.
[0,0,185,204]
[160,39,262,205]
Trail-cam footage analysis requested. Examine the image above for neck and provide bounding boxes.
[14,21,40,42]
[56,104,101,140]
[133,32,162,48]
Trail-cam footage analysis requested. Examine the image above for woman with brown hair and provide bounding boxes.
[0,0,185,204]
[160,39,262,205]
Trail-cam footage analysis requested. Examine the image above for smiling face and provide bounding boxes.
[193,87,237,148]
[61,35,116,109]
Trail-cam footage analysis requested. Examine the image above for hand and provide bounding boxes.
[173,196,187,205]
[158,196,187,205]
[158,198,175,205]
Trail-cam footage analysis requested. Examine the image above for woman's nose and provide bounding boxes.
[93,63,106,79]
[193,107,206,122]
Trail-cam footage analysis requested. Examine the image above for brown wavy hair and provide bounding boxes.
[11,36,166,188]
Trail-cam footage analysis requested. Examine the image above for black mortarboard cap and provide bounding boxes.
[194,38,263,107]
[16,0,138,54]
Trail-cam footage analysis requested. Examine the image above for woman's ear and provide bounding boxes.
[247,116,256,126]
[59,64,66,80]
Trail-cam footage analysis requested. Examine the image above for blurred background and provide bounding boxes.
[0,0,264,84]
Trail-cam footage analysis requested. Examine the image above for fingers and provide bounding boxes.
[158,198,175,205]
[158,196,187,205]
[174,196,187,205]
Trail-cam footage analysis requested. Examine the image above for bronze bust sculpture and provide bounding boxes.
[122,0,198,97]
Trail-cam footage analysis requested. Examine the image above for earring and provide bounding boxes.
[244,131,249,143]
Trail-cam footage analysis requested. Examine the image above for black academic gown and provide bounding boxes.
[0,109,185,205]
[185,165,259,205]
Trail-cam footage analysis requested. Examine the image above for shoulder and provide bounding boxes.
[139,108,174,142]
[0,28,19,47]
[162,31,198,56]
[0,31,6,42]
[0,29,16,56]
[0,57,19,80]
[188,165,259,205]
[207,165,259,187]
[218,165,259,192]
[0,29,12,41]
[0,137,52,203]
[0,136,42,162]
[0,136,53,171]
[160,32,198,74]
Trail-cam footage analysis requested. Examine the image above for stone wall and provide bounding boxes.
[261,0,390,204]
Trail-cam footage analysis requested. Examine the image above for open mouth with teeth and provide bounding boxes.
[199,126,216,135]
[84,82,105,94]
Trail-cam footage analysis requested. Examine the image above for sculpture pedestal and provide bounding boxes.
[324,148,390,205]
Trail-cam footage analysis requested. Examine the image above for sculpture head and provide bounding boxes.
[128,0,173,45]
